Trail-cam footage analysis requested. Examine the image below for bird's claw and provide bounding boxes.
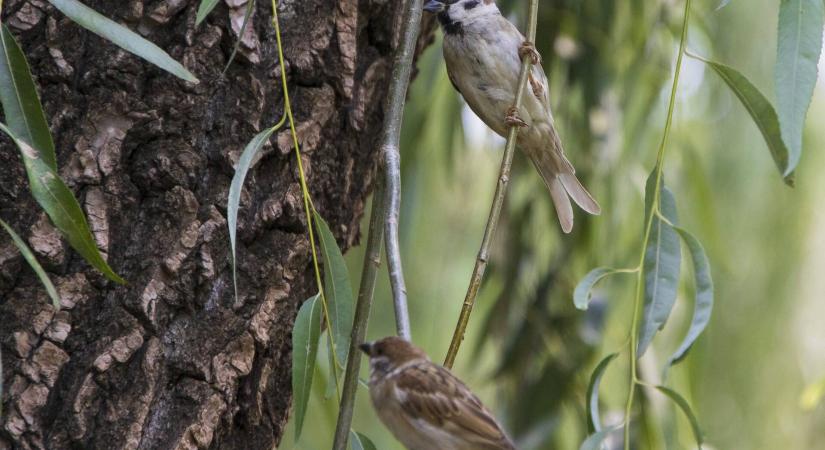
[504,107,527,128]
[518,41,541,65]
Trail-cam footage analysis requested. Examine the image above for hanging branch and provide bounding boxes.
[381,0,426,341]
[443,0,540,369]
[331,181,385,450]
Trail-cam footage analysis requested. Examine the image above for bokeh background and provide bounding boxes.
[283,0,825,448]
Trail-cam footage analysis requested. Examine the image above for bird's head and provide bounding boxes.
[423,0,499,34]
[359,336,428,378]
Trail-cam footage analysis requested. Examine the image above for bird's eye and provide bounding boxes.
[463,0,479,10]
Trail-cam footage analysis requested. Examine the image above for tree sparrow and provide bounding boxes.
[360,336,516,450]
[424,0,600,233]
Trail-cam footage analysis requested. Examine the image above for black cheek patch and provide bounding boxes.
[463,0,479,9]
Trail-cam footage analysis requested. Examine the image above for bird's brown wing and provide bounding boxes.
[393,362,516,449]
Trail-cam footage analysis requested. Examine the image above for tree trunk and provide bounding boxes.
[0,1,433,448]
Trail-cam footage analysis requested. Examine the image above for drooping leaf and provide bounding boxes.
[638,173,681,357]
[667,227,714,366]
[350,430,378,450]
[0,218,60,309]
[292,294,322,441]
[0,123,125,284]
[324,331,338,399]
[47,0,198,83]
[223,0,255,74]
[776,0,824,176]
[0,25,56,169]
[313,210,355,365]
[227,126,278,300]
[580,425,621,450]
[586,353,618,433]
[688,51,792,185]
[655,386,704,448]
[196,0,222,26]
[574,268,628,310]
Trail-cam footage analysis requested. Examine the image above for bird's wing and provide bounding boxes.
[393,362,515,449]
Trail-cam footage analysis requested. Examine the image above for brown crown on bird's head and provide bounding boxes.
[359,336,428,366]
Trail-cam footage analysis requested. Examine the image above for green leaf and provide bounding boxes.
[586,353,618,433]
[0,218,60,309]
[223,0,255,74]
[688,51,792,185]
[350,430,378,450]
[667,227,714,366]
[775,0,824,176]
[638,173,681,357]
[47,0,198,83]
[655,386,704,448]
[313,211,355,366]
[196,0,222,26]
[227,126,278,300]
[0,25,56,169]
[0,123,125,284]
[292,294,322,441]
[574,268,618,310]
[580,426,621,450]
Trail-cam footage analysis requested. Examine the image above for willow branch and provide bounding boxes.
[331,180,385,450]
[443,0,540,368]
[381,0,425,341]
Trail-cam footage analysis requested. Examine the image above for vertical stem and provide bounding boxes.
[380,0,425,341]
[331,181,386,450]
[443,0,540,369]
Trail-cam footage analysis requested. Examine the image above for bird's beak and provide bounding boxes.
[359,342,373,356]
[423,0,445,13]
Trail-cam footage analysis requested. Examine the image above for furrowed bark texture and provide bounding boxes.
[0,1,434,449]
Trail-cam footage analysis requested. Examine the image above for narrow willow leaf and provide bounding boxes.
[0,123,125,284]
[196,0,222,26]
[47,0,198,83]
[0,219,60,309]
[350,430,378,450]
[688,52,792,185]
[776,0,824,175]
[667,227,714,366]
[324,332,337,399]
[292,294,322,441]
[222,0,255,74]
[580,425,621,450]
[574,268,616,310]
[638,173,681,357]
[586,353,618,433]
[227,126,278,300]
[0,25,56,169]
[313,211,355,365]
[655,386,704,447]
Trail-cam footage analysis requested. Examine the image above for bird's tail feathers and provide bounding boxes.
[530,151,600,233]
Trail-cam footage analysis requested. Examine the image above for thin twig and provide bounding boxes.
[331,180,385,450]
[443,0,540,369]
[381,0,425,341]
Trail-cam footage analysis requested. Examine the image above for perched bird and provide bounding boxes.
[424,0,600,233]
[360,336,516,450]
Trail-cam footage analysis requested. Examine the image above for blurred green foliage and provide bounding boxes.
[282,0,825,448]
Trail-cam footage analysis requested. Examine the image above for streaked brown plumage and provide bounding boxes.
[360,336,516,450]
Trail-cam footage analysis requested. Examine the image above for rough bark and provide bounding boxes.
[0,1,434,449]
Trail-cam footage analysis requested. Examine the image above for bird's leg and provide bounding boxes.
[518,41,541,65]
[504,106,528,128]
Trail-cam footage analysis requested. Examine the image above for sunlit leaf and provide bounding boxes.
[688,51,792,185]
[292,294,322,441]
[775,0,824,176]
[655,385,704,447]
[586,353,618,432]
[47,0,198,83]
[800,377,825,411]
[667,227,714,366]
[0,218,60,309]
[196,0,221,26]
[0,123,125,284]
[580,425,621,450]
[638,173,680,357]
[227,126,278,300]
[0,25,56,169]
[350,430,378,450]
[313,210,355,365]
